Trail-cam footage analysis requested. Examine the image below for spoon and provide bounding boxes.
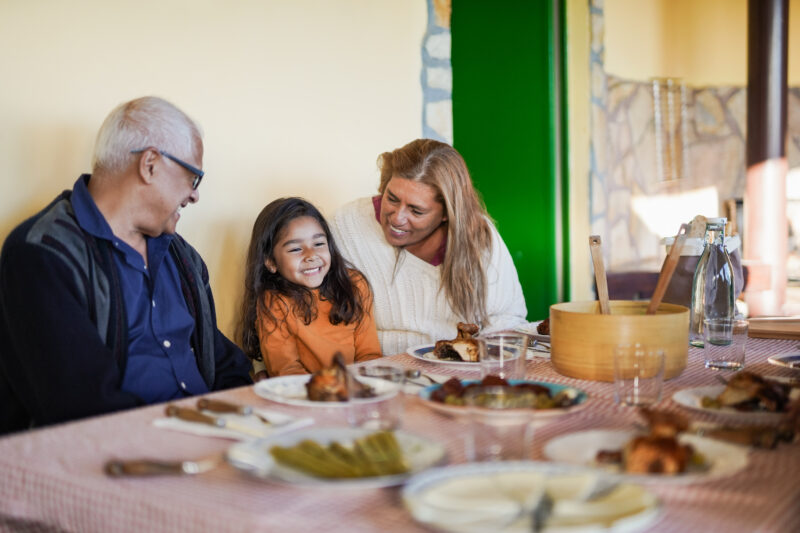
[589,235,611,315]
[647,223,688,315]
[405,368,437,385]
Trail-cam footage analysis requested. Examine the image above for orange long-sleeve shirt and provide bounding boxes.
[256,273,382,376]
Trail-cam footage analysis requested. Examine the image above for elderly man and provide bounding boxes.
[0,96,252,434]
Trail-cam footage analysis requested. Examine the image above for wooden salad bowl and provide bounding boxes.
[549,300,689,382]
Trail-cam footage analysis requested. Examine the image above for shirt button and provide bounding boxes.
[152,300,156,308]
[163,340,171,348]
[180,382,187,390]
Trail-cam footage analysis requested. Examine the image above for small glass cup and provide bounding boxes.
[613,344,665,407]
[347,366,404,430]
[477,333,528,380]
[463,386,536,462]
[703,318,748,371]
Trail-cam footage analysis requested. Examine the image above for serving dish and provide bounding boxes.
[542,429,748,484]
[418,379,588,419]
[253,375,399,408]
[227,427,446,488]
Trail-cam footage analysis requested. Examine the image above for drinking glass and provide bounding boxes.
[477,333,528,380]
[703,318,748,370]
[463,386,536,461]
[347,366,404,430]
[613,344,665,407]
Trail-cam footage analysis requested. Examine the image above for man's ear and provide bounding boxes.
[137,149,158,184]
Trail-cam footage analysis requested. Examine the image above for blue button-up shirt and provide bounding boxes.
[71,176,209,403]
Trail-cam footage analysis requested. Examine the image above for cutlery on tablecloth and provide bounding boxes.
[165,405,265,438]
[196,398,274,425]
[104,455,220,477]
[530,477,619,532]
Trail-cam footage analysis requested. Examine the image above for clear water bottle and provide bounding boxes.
[689,218,735,347]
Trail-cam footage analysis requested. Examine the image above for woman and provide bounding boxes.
[330,139,527,355]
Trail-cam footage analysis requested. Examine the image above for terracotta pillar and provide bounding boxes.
[744,0,788,316]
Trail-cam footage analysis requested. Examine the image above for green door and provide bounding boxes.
[452,0,567,320]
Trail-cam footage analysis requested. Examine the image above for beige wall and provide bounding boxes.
[566,0,592,301]
[605,0,800,85]
[0,0,426,337]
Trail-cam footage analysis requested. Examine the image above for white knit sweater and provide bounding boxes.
[330,197,527,356]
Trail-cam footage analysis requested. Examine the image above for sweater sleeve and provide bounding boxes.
[352,273,382,363]
[483,223,528,333]
[0,242,142,431]
[257,297,307,376]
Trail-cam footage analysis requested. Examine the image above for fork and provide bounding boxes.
[529,477,619,532]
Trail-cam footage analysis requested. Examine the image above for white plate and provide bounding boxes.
[767,353,800,370]
[226,427,446,489]
[253,375,399,408]
[407,343,547,368]
[543,429,748,484]
[403,461,660,533]
[672,385,789,422]
[514,320,551,342]
[418,380,589,420]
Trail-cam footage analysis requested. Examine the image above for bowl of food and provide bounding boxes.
[549,300,689,382]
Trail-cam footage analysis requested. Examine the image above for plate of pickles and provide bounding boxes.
[226,427,447,488]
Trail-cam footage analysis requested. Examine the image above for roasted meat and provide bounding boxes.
[305,353,375,402]
[716,372,793,413]
[433,322,480,362]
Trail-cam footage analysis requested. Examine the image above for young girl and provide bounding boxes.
[238,197,382,378]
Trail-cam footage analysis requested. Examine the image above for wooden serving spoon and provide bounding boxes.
[589,235,611,315]
[646,223,689,315]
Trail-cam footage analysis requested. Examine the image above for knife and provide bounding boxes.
[104,456,219,477]
[164,405,266,438]
[196,398,274,425]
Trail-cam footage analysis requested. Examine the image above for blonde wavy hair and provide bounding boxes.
[378,139,493,326]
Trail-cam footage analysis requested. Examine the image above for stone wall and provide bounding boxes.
[422,0,453,144]
[590,0,800,272]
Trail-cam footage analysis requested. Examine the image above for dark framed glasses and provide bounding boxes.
[131,148,204,190]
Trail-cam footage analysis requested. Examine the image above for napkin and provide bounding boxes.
[153,408,313,441]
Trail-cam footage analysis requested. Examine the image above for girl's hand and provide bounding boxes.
[254,370,269,382]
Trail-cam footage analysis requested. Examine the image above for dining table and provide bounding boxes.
[0,336,798,533]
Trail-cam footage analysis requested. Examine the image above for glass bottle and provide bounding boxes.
[689,218,735,347]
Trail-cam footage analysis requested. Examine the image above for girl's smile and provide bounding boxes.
[267,216,331,289]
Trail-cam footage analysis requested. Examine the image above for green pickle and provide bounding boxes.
[270,431,409,479]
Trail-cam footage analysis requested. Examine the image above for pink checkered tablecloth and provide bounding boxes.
[0,338,798,532]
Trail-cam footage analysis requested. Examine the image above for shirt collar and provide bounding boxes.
[71,174,174,268]
[72,174,115,241]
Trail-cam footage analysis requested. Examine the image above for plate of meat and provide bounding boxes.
[543,429,748,484]
[418,376,588,419]
[671,372,799,422]
[514,319,551,342]
[254,353,400,407]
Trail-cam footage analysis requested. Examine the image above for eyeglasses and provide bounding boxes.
[131,148,204,190]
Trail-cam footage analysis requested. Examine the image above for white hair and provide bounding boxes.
[91,96,203,174]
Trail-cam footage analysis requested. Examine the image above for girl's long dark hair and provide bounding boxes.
[236,197,367,363]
